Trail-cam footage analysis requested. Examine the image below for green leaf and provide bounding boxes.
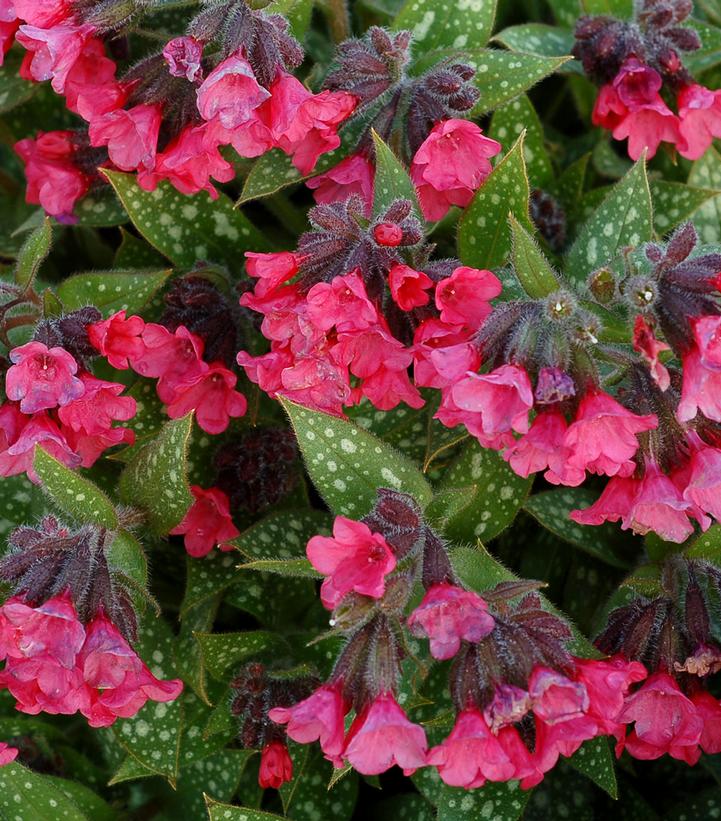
[0,763,88,821]
[46,776,118,821]
[281,746,357,820]
[394,0,497,51]
[425,486,478,528]
[493,24,577,63]
[570,736,618,799]
[688,146,721,244]
[106,530,148,587]
[73,189,129,227]
[566,158,653,281]
[0,474,46,541]
[684,19,721,75]
[237,557,320,577]
[119,415,193,534]
[489,94,553,187]
[0,50,36,114]
[56,269,171,316]
[458,133,531,269]
[282,399,433,517]
[685,523,721,562]
[14,217,52,291]
[114,229,167,269]
[169,748,253,820]
[650,180,721,237]
[665,787,721,821]
[102,170,271,271]
[439,440,531,542]
[33,448,118,528]
[584,0,633,15]
[206,800,287,821]
[372,131,421,218]
[525,489,633,568]
[508,213,561,298]
[194,631,286,679]
[112,615,183,783]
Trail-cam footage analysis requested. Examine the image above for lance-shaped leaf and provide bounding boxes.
[372,131,421,218]
[490,95,553,187]
[508,213,561,298]
[393,0,497,51]
[195,631,286,679]
[0,764,88,821]
[651,180,721,236]
[206,800,287,821]
[57,269,171,316]
[282,399,433,517]
[14,217,51,291]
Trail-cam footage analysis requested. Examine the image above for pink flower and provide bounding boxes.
[87,310,146,370]
[5,341,84,413]
[279,354,351,415]
[388,264,433,311]
[570,475,638,528]
[269,682,348,765]
[617,672,703,764]
[677,84,721,161]
[64,426,134,469]
[164,362,247,434]
[14,131,90,218]
[682,441,721,520]
[16,22,95,93]
[503,411,585,486]
[131,324,205,389]
[529,667,589,724]
[427,708,516,788]
[169,485,240,557]
[258,740,293,789]
[0,17,18,65]
[196,52,270,129]
[592,59,680,160]
[305,271,378,333]
[406,583,495,660]
[623,461,695,543]
[89,103,162,171]
[63,39,126,122]
[79,611,183,727]
[450,364,534,441]
[413,319,479,390]
[343,692,427,775]
[678,348,721,423]
[0,410,80,481]
[435,266,502,327]
[269,73,356,174]
[693,314,721,369]
[307,154,374,213]
[163,36,203,82]
[633,315,670,391]
[563,389,657,478]
[306,516,396,610]
[0,743,17,767]
[138,123,234,198]
[574,656,647,736]
[57,373,136,436]
[410,119,501,221]
[691,691,721,755]
[532,711,598,774]
[245,251,301,298]
[13,0,71,26]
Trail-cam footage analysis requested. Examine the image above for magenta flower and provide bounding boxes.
[57,373,136,437]
[570,474,638,528]
[388,264,433,311]
[413,319,480,390]
[196,52,270,130]
[682,443,721,521]
[307,154,374,214]
[64,39,126,122]
[618,672,703,764]
[88,310,146,370]
[245,251,301,298]
[169,485,240,557]
[0,409,80,481]
[343,693,427,776]
[426,708,516,788]
[131,324,205,391]
[13,0,71,26]
[563,389,657,478]
[678,348,721,423]
[258,740,293,789]
[633,315,670,391]
[434,266,502,328]
[677,84,721,161]
[691,691,721,755]
[306,516,396,610]
[305,271,378,333]
[163,35,203,82]
[89,103,162,171]
[693,314,721,370]
[16,22,95,93]
[5,341,84,414]
[410,119,501,221]
[164,362,247,434]
[0,743,17,767]
[450,363,534,441]
[406,583,495,660]
[528,667,589,724]
[574,656,647,736]
[622,461,695,543]
[503,411,585,486]
[269,682,348,765]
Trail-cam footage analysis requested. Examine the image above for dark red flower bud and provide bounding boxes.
[373,223,404,247]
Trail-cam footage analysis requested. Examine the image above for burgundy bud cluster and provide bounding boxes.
[530,189,567,252]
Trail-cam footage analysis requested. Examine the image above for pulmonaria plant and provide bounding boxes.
[574,0,721,159]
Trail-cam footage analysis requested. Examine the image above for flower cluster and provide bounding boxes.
[574,0,721,159]
[0,517,182,725]
[0,309,137,482]
[266,488,657,787]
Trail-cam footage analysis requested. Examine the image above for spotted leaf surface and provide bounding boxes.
[0,764,88,821]
[103,170,270,271]
[14,217,51,291]
[119,414,193,534]
[688,146,721,244]
[0,474,45,541]
[393,0,497,51]
[458,133,532,270]
[282,399,433,517]
[566,159,653,282]
[57,269,171,316]
[570,736,618,799]
[508,213,561,298]
[490,95,552,187]
[34,448,118,529]
[439,440,531,542]
[493,24,577,64]
[206,800,287,821]
[194,631,286,679]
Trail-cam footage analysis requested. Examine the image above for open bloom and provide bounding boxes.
[410,119,501,221]
[5,341,84,413]
[435,266,502,327]
[89,104,162,171]
[16,22,95,93]
[407,583,495,660]
[169,485,239,557]
[306,516,396,610]
[677,84,721,161]
[343,693,427,775]
[196,52,270,129]
[306,153,374,214]
[88,310,146,370]
[164,362,247,434]
[503,411,585,486]
[388,264,433,311]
